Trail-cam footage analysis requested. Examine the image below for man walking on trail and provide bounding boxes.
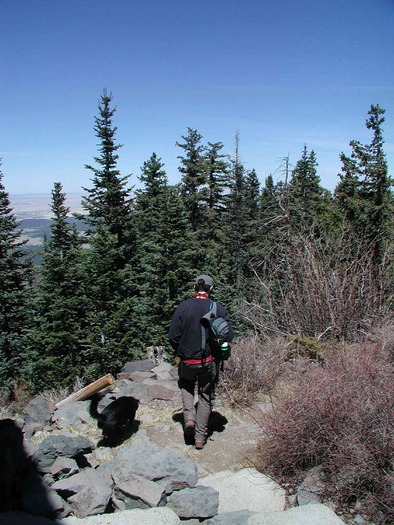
[168,275,235,450]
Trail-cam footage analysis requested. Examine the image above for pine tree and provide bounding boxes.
[132,154,196,350]
[176,128,207,233]
[79,90,137,377]
[164,185,196,305]
[335,105,393,264]
[220,133,261,310]
[26,183,87,391]
[0,162,33,396]
[132,154,173,347]
[81,89,133,249]
[200,141,230,272]
[221,132,246,296]
[288,145,323,233]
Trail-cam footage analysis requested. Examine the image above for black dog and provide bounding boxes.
[89,394,139,443]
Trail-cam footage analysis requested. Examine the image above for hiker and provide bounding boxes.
[168,274,235,450]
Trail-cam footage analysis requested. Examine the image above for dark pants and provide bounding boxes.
[178,360,217,443]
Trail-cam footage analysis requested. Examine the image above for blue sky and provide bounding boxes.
[1,0,393,197]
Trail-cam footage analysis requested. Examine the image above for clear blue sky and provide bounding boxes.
[1,0,393,196]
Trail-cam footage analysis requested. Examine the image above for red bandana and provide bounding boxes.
[193,292,209,299]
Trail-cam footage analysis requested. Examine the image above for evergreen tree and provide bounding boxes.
[79,90,137,377]
[26,183,87,391]
[335,104,393,264]
[220,133,261,311]
[81,89,133,249]
[176,128,207,233]
[82,223,137,377]
[257,174,287,276]
[200,141,230,272]
[132,154,196,350]
[288,145,323,232]
[164,185,196,306]
[132,154,173,347]
[221,132,246,297]
[0,162,33,396]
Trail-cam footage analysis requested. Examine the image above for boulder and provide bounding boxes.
[200,468,286,514]
[151,362,174,381]
[111,381,152,404]
[31,435,94,473]
[166,485,219,519]
[205,510,257,524]
[112,468,164,510]
[129,371,156,383]
[52,469,112,518]
[245,503,347,524]
[50,457,79,480]
[23,395,55,437]
[121,360,155,373]
[60,506,182,524]
[53,400,94,430]
[114,432,198,488]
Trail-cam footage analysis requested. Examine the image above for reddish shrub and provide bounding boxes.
[256,341,394,522]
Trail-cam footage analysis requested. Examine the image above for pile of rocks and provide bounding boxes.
[0,360,348,525]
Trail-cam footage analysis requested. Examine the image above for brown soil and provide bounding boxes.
[136,393,265,478]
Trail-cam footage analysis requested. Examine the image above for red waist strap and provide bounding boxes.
[182,355,213,365]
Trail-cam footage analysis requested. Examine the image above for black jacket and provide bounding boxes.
[168,297,235,360]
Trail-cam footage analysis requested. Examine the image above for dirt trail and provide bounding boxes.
[137,392,264,478]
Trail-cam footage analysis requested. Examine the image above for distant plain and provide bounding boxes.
[10,193,84,246]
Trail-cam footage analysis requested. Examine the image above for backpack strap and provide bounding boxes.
[200,301,217,350]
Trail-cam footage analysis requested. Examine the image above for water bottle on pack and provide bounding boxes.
[220,341,231,360]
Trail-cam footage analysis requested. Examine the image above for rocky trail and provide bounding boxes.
[0,359,350,525]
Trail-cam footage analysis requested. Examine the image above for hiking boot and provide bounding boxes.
[184,420,195,445]
[184,419,195,430]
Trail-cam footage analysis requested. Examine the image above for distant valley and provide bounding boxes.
[10,193,85,247]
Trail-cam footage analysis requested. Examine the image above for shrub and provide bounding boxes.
[256,339,394,522]
[242,230,393,342]
[218,334,288,405]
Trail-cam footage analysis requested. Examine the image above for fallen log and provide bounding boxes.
[55,374,116,409]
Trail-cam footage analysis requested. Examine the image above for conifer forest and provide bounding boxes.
[1,91,393,396]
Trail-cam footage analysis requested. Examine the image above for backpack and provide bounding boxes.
[201,301,232,362]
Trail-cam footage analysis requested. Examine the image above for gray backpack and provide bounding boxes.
[201,301,232,361]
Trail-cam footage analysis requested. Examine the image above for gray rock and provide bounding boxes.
[151,362,173,380]
[53,400,94,430]
[112,381,152,403]
[296,466,325,506]
[167,485,219,519]
[23,395,55,437]
[121,360,155,373]
[246,503,347,524]
[200,469,286,514]
[129,371,156,382]
[50,457,79,479]
[31,435,94,473]
[114,432,198,487]
[143,384,175,401]
[52,469,112,518]
[205,510,257,524]
[112,467,164,510]
[60,506,182,524]
[22,481,70,518]
[142,378,179,393]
